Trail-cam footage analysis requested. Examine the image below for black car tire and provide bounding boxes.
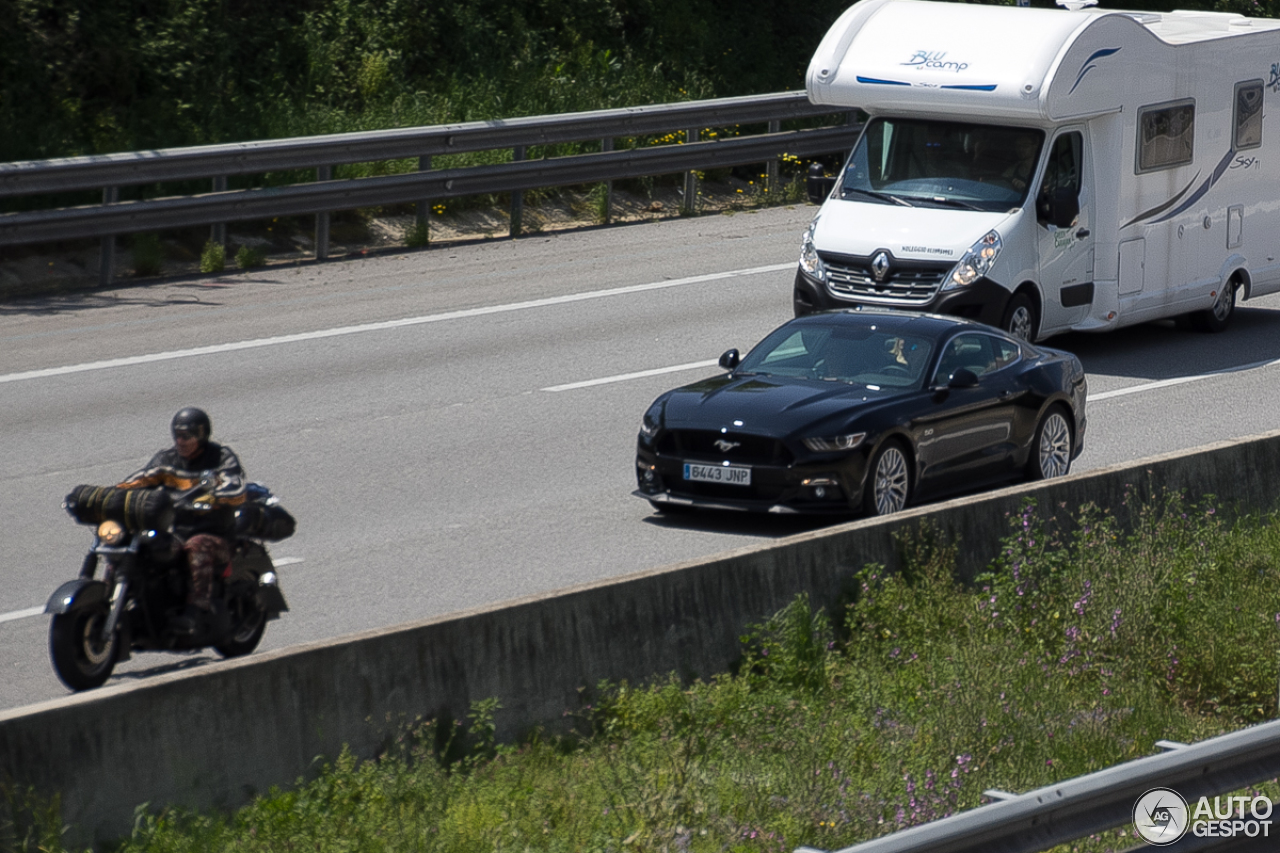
[1026,405,1073,481]
[863,439,911,516]
[1001,292,1039,342]
[49,604,117,691]
[1191,279,1237,333]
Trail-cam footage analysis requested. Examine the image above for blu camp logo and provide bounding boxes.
[1134,788,1189,845]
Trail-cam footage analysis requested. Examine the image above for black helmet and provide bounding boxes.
[171,407,212,442]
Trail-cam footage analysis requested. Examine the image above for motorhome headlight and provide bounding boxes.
[799,220,828,283]
[96,520,125,546]
[944,230,1002,290]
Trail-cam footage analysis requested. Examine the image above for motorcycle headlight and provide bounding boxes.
[799,219,828,283]
[97,520,125,546]
[803,432,866,452]
[944,230,1002,290]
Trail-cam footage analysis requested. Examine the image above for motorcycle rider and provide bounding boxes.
[116,407,247,635]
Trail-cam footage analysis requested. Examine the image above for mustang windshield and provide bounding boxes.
[841,118,1044,212]
[739,323,934,389]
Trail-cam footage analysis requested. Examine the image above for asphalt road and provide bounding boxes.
[4,203,1280,711]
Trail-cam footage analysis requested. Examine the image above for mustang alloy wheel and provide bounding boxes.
[866,441,910,516]
[1028,408,1072,480]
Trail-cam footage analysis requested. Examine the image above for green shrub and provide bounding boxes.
[235,245,267,269]
[131,234,163,277]
[199,241,226,273]
[402,219,430,248]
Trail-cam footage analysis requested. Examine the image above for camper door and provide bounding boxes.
[1036,128,1095,332]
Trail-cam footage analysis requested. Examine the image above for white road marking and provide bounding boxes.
[0,606,44,625]
[546,351,1280,400]
[0,557,305,625]
[0,264,793,385]
[543,360,719,392]
[1091,356,1280,401]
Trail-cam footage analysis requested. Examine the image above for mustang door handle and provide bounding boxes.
[1076,229,1090,239]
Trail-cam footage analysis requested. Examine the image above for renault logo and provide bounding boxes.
[714,439,741,453]
[871,252,891,282]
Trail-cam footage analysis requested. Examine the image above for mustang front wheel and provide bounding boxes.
[864,441,911,516]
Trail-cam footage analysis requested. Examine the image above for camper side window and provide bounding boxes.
[1235,81,1264,151]
[1136,101,1195,173]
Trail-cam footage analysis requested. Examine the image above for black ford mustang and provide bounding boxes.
[634,309,1086,516]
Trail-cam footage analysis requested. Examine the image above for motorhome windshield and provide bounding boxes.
[841,118,1044,213]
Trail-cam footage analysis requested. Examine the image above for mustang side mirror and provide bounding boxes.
[719,349,740,371]
[948,368,980,389]
[806,163,836,205]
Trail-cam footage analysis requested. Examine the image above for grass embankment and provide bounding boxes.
[8,492,1280,853]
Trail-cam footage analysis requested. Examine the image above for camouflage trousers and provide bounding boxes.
[184,533,231,610]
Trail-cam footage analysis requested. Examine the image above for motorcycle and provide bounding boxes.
[45,478,294,691]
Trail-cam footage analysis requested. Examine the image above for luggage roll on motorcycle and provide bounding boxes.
[45,478,294,692]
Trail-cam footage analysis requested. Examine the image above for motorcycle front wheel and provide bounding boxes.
[49,605,118,691]
[213,594,266,659]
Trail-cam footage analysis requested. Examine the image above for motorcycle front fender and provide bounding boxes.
[45,578,108,615]
[256,582,288,618]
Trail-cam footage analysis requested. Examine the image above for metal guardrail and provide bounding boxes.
[0,91,859,285]
[799,719,1280,853]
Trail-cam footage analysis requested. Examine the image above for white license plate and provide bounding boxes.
[683,462,751,486]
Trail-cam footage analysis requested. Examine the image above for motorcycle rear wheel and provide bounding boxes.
[49,605,118,691]
[214,595,266,658]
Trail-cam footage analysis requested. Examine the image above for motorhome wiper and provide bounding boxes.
[922,196,982,211]
[840,187,915,207]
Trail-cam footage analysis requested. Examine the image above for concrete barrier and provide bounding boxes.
[4,429,1280,847]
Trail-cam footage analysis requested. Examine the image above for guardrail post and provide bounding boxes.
[415,155,431,240]
[210,176,227,247]
[767,119,781,196]
[315,165,331,261]
[510,145,525,237]
[683,128,699,215]
[99,187,118,287]
[601,138,613,225]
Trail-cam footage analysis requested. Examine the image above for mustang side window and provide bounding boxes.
[1136,101,1195,173]
[934,334,996,384]
[1235,81,1264,151]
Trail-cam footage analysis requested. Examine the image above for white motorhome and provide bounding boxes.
[796,0,1280,340]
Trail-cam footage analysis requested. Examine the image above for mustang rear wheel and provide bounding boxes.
[1027,406,1073,481]
[864,440,911,516]
[49,604,117,691]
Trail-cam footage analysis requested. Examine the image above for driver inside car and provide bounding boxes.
[115,407,248,635]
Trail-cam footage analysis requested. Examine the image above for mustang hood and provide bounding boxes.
[660,375,896,436]
[812,201,1011,261]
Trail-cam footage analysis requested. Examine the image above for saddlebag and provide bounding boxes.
[233,502,296,542]
[64,485,174,532]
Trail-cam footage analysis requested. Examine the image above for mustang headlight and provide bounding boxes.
[799,219,828,283]
[97,520,125,546]
[944,230,1002,290]
[802,432,866,452]
[639,403,663,439]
